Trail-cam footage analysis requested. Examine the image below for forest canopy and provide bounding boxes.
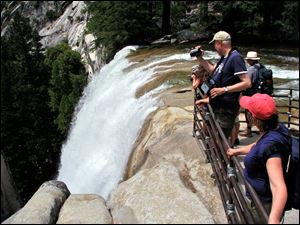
[86,1,298,61]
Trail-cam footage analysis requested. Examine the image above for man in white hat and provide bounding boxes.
[193,31,251,139]
[241,51,273,137]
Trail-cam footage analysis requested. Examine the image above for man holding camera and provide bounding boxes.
[193,31,251,138]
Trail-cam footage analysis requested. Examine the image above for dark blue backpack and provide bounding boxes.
[285,135,299,210]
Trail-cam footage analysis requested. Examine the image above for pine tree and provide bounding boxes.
[86,1,160,61]
[45,42,87,134]
[1,12,63,203]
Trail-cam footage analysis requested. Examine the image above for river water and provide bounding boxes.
[57,44,299,199]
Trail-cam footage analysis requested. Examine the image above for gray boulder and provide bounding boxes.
[108,162,215,224]
[56,194,112,224]
[2,180,70,224]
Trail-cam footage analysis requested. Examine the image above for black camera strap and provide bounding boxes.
[212,48,235,87]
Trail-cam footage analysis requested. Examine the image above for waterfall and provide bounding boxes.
[57,45,298,200]
[56,46,190,199]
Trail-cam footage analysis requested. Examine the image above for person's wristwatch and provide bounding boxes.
[224,86,229,93]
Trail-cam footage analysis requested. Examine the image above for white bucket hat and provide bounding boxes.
[245,51,260,60]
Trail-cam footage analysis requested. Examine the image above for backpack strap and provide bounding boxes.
[252,63,263,84]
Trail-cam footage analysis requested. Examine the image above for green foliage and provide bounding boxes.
[199,1,298,43]
[212,1,260,34]
[170,1,187,32]
[1,12,87,205]
[1,12,63,203]
[45,42,87,133]
[86,1,160,61]
[46,9,60,21]
[274,1,299,42]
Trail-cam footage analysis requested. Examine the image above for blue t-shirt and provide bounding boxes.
[210,50,248,113]
[244,123,291,203]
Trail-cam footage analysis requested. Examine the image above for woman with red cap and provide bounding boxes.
[227,93,291,224]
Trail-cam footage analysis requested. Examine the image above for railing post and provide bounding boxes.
[288,89,292,128]
[192,94,270,224]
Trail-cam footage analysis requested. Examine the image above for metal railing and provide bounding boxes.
[192,87,299,224]
[272,87,299,129]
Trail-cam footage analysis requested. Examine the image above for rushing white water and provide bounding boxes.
[57,45,298,199]
[57,46,188,199]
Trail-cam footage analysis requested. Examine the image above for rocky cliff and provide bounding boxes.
[1,155,21,222]
[1,1,105,78]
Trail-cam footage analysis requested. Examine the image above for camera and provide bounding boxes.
[190,47,203,58]
[200,78,216,95]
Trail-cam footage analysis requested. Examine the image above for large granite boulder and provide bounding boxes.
[56,194,112,224]
[108,162,215,224]
[2,180,70,224]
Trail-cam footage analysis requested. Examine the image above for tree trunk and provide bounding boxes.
[162,0,171,36]
[262,1,271,31]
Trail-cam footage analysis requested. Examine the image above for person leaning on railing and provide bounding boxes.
[227,93,290,224]
[194,31,251,139]
[191,64,210,97]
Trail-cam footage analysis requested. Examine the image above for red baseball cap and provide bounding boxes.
[239,93,277,120]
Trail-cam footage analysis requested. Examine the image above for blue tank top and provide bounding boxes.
[244,123,291,203]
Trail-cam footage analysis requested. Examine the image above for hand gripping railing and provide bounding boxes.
[193,96,269,224]
[192,87,299,224]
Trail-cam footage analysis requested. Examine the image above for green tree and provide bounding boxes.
[86,1,160,61]
[1,12,63,203]
[162,0,171,35]
[45,42,87,134]
[213,1,260,36]
[210,1,298,43]
[274,1,299,42]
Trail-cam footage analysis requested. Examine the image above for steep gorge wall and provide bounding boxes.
[1,2,106,221]
[1,1,105,77]
[1,155,21,222]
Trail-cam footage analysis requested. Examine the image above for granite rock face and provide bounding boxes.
[108,162,215,224]
[2,181,70,224]
[56,194,112,224]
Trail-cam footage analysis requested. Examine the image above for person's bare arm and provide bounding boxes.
[192,75,201,90]
[227,143,255,156]
[195,97,209,106]
[197,57,216,74]
[229,73,252,92]
[210,73,252,98]
[192,45,216,73]
[266,157,287,224]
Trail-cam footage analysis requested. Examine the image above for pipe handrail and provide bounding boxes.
[193,87,299,224]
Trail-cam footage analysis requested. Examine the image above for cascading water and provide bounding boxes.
[56,46,192,199]
[57,45,298,200]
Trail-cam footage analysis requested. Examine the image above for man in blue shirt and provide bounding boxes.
[195,31,251,138]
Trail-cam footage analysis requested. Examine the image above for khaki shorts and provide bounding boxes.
[214,108,237,138]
